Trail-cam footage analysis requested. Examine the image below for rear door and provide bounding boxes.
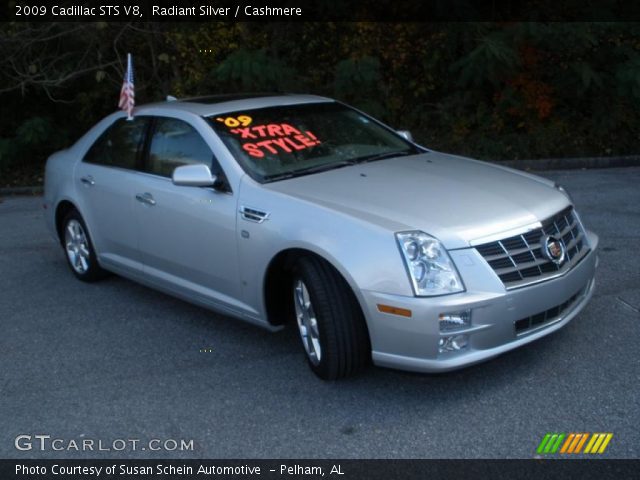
[74,116,150,275]
[133,116,242,309]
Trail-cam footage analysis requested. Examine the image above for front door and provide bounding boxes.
[133,116,241,309]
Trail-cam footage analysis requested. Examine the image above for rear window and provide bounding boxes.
[83,117,149,169]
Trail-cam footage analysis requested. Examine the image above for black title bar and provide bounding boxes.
[3,0,640,22]
[3,459,640,480]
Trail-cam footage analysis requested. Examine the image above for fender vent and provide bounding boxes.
[240,206,270,223]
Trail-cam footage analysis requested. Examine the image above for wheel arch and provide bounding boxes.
[54,199,79,245]
[262,247,371,336]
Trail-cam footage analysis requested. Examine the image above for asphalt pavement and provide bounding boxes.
[0,167,638,459]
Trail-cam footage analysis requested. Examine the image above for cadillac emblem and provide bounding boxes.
[541,235,566,265]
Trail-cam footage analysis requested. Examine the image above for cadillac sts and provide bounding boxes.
[43,94,598,379]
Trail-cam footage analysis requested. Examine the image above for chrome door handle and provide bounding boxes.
[135,192,156,206]
[80,176,95,186]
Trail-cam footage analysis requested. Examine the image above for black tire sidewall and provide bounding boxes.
[291,269,334,379]
[291,256,370,380]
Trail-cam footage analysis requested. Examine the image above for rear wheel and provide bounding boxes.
[61,210,107,282]
[291,256,370,380]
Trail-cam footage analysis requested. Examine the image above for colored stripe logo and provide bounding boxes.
[537,433,613,454]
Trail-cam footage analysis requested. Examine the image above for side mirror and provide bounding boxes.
[397,130,413,142]
[172,164,216,187]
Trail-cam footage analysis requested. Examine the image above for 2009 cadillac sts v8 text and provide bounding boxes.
[43,94,598,379]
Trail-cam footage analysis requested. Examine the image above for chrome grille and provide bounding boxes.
[475,207,589,289]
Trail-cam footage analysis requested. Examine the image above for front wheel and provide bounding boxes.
[61,210,108,282]
[292,256,370,380]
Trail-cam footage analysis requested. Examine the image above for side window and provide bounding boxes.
[83,117,149,169]
[146,117,218,178]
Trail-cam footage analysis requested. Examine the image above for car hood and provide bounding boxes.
[264,152,570,249]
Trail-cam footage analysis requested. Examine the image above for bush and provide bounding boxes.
[1,21,639,187]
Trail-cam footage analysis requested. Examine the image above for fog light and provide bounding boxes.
[439,310,471,332]
[438,334,469,353]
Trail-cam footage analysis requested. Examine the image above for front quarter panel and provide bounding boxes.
[237,176,415,323]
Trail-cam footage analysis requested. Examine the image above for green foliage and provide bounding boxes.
[333,56,387,118]
[15,117,52,146]
[214,49,296,91]
[1,21,640,184]
[0,137,17,170]
[0,116,64,173]
[452,30,520,87]
[615,53,640,101]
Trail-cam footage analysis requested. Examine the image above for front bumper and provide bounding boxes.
[363,230,599,373]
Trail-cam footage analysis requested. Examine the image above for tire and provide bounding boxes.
[60,209,108,282]
[291,256,370,380]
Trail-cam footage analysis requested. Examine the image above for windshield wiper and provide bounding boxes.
[351,149,416,164]
[262,149,418,182]
[263,161,354,182]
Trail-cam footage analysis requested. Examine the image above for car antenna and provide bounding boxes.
[166,95,178,102]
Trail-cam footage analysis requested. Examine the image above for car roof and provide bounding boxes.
[136,93,334,117]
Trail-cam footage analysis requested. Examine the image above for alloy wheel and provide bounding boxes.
[65,219,90,274]
[293,279,322,365]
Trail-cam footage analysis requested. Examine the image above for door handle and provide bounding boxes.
[135,192,156,206]
[80,175,95,186]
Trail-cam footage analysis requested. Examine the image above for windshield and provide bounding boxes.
[207,102,420,182]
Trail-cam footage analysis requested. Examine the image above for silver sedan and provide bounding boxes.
[43,94,598,379]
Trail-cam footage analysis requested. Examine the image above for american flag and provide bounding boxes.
[118,53,135,120]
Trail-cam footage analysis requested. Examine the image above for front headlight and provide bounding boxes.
[395,231,465,296]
